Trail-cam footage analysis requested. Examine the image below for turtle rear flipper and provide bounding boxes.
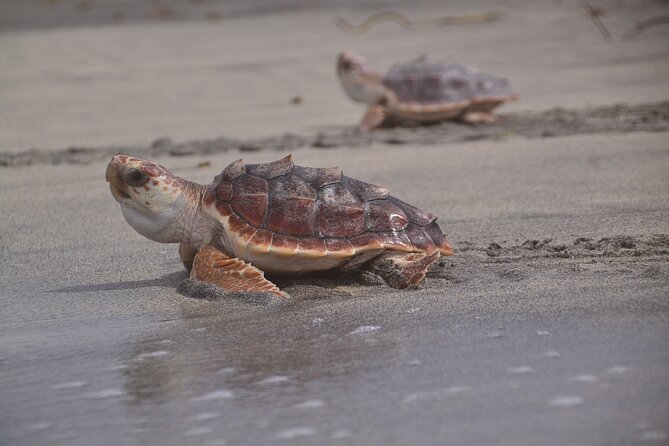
[191,245,288,298]
[364,250,440,289]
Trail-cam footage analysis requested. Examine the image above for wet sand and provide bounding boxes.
[1,1,669,445]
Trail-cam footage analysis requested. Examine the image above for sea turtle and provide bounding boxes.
[106,154,453,298]
[336,50,518,130]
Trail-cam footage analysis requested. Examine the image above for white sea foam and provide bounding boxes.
[331,429,351,439]
[606,365,631,374]
[402,386,471,403]
[294,399,325,409]
[349,325,381,335]
[258,375,289,385]
[86,388,124,399]
[187,412,221,422]
[25,421,52,431]
[548,395,584,407]
[190,389,234,402]
[137,350,169,360]
[272,427,315,440]
[639,430,667,441]
[182,426,213,436]
[52,380,88,390]
[570,374,599,383]
[507,366,535,374]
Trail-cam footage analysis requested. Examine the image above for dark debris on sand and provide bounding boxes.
[2,101,668,167]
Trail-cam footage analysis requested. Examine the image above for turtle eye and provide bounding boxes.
[125,168,149,187]
[340,60,353,71]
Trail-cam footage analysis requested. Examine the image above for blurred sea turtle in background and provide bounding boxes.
[337,50,518,130]
[106,155,453,298]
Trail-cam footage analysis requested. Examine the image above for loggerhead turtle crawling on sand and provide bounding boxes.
[337,50,518,130]
[106,154,453,297]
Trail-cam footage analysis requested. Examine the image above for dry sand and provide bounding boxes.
[1,0,668,152]
[1,1,668,445]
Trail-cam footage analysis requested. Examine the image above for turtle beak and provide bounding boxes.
[106,156,131,202]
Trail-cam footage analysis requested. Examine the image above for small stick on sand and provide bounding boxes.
[581,0,612,41]
[622,16,669,39]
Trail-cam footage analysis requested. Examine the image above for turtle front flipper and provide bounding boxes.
[191,245,288,298]
[364,250,440,289]
[360,105,387,130]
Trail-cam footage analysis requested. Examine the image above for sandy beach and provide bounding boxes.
[1,1,668,445]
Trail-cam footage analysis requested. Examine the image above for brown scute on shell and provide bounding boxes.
[326,238,355,256]
[318,204,366,238]
[232,175,269,227]
[404,224,435,252]
[238,225,257,241]
[220,159,245,181]
[378,231,414,252]
[232,194,267,227]
[209,156,450,255]
[344,177,389,201]
[424,221,453,255]
[383,59,516,106]
[214,200,233,217]
[317,183,366,238]
[298,237,327,254]
[227,214,247,233]
[246,154,294,179]
[268,196,317,235]
[215,182,232,201]
[389,197,437,226]
[273,175,316,199]
[266,175,317,235]
[293,165,342,189]
[366,200,408,232]
[249,229,273,252]
[271,233,299,254]
[234,174,268,195]
[350,233,384,250]
[319,182,359,207]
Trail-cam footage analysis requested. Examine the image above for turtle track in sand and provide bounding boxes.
[2,101,668,167]
[176,234,669,304]
[431,234,669,292]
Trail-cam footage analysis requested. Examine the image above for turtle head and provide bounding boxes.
[337,50,389,105]
[106,155,195,243]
